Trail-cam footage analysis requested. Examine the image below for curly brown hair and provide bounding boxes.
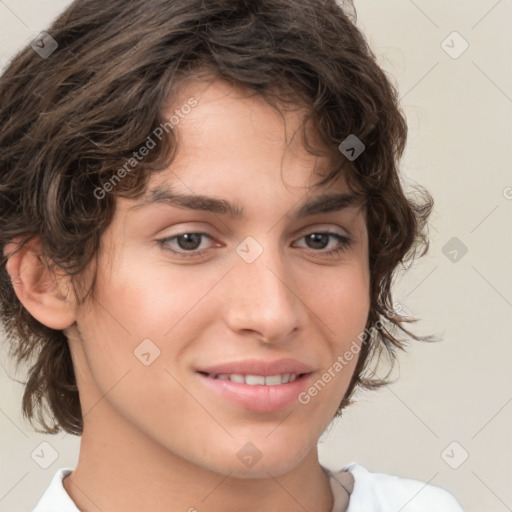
[0,0,434,436]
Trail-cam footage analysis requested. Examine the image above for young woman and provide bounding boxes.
[0,0,463,510]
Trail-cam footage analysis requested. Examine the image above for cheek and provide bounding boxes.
[85,250,216,336]
[295,262,369,408]
[74,270,203,432]
[75,254,224,388]
[302,260,370,337]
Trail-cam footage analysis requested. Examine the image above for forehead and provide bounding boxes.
[147,77,356,188]
[122,76,366,222]
[160,76,342,183]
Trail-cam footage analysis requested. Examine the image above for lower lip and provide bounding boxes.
[197,373,313,413]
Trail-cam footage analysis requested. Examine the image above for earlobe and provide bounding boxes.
[3,236,77,330]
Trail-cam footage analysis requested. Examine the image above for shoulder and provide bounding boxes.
[330,463,464,512]
[32,468,80,512]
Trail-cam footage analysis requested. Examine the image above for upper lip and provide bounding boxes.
[197,358,315,377]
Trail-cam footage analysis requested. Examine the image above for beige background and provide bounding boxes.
[1,1,511,510]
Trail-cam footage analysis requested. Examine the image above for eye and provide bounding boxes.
[158,232,215,258]
[157,230,352,259]
[294,231,352,257]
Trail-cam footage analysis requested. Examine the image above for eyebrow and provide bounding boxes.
[129,186,363,218]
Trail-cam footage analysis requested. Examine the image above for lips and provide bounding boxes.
[196,358,315,412]
[196,357,314,377]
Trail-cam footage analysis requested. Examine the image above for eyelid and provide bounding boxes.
[293,223,351,239]
[159,223,349,244]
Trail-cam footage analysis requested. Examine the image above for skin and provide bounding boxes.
[6,77,370,512]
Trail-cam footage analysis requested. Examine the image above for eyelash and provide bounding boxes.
[157,231,352,259]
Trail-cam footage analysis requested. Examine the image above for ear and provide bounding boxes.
[3,236,77,330]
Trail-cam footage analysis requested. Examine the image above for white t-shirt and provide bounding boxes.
[33,463,464,511]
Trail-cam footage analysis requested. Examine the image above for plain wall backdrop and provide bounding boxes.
[1,1,511,511]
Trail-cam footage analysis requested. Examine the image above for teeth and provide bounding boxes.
[264,375,283,386]
[246,375,265,385]
[209,373,299,385]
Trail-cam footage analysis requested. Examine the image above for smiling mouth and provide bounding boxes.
[198,371,308,385]
[197,369,313,412]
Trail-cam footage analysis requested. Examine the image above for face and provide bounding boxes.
[67,77,370,478]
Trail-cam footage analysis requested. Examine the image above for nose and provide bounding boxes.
[223,244,305,344]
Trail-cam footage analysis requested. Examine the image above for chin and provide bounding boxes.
[229,440,313,479]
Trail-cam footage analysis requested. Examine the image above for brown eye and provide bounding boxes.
[304,233,330,250]
[175,233,203,250]
[295,232,352,257]
[158,232,215,258]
